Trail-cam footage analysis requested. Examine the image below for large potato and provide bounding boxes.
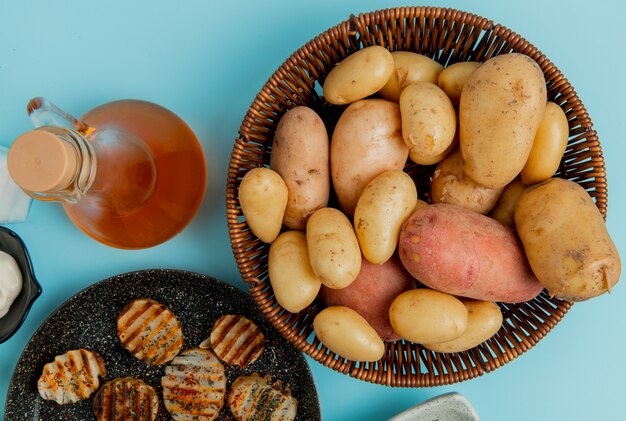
[437,61,480,106]
[460,53,547,188]
[520,101,569,185]
[489,178,527,228]
[378,52,444,102]
[430,147,503,214]
[306,208,361,289]
[354,170,418,264]
[239,168,288,243]
[398,204,543,303]
[313,306,385,361]
[423,300,503,353]
[323,46,394,105]
[270,106,329,230]
[331,99,409,216]
[515,178,621,301]
[400,82,456,165]
[319,255,416,342]
[389,289,468,344]
[268,231,321,313]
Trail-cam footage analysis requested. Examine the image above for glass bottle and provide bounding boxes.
[7,97,206,249]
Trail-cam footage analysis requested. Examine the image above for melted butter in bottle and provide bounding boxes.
[8,98,206,249]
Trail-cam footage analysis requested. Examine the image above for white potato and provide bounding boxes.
[378,51,444,102]
[313,306,385,362]
[239,168,288,243]
[354,170,417,264]
[269,231,321,313]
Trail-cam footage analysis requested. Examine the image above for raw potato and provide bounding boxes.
[239,168,288,243]
[306,208,361,289]
[319,255,416,342]
[437,61,480,106]
[520,101,569,185]
[331,99,409,216]
[378,52,444,102]
[400,82,456,165]
[270,106,330,230]
[489,178,527,228]
[460,53,547,188]
[354,170,418,264]
[323,46,394,105]
[430,147,503,214]
[313,306,385,361]
[398,204,543,303]
[515,178,621,301]
[389,289,468,344]
[269,231,321,313]
[424,300,503,353]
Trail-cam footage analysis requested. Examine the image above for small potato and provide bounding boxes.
[306,208,362,289]
[460,53,547,188]
[389,289,468,344]
[323,46,394,105]
[331,99,409,216]
[424,300,503,353]
[354,170,418,264]
[398,204,544,303]
[489,178,527,228]
[313,306,385,361]
[520,102,569,185]
[269,231,322,313]
[437,61,480,106]
[400,82,456,165]
[320,255,416,342]
[430,147,503,214]
[378,52,444,102]
[239,168,288,243]
[515,178,621,301]
[270,106,330,230]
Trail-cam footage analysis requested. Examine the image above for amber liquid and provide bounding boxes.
[63,100,206,249]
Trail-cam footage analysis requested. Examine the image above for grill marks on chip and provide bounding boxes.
[161,348,227,421]
[93,377,158,421]
[117,298,183,365]
[228,373,298,421]
[201,314,265,368]
[37,348,107,405]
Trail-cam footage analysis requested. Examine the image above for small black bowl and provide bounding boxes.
[0,226,41,343]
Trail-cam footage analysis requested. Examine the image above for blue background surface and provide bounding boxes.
[1,0,625,419]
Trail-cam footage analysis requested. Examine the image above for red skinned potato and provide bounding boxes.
[398,204,543,303]
[319,255,416,342]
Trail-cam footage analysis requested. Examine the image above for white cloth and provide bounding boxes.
[0,145,32,224]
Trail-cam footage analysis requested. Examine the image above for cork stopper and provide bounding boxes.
[7,129,78,193]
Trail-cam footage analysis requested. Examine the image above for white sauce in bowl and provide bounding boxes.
[0,250,22,318]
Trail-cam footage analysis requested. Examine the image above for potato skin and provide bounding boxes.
[398,204,543,303]
[354,170,418,264]
[430,147,503,214]
[400,82,456,165]
[319,255,416,342]
[269,231,322,313]
[489,178,527,228]
[520,101,569,185]
[378,52,444,102]
[460,53,547,188]
[515,178,621,301]
[306,208,362,289]
[239,168,288,243]
[331,99,409,216]
[389,289,468,344]
[423,300,503,353]
[270,106,330,230]
[313,306,385,362]
[323,46,394,105]
[437,61,480,106]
